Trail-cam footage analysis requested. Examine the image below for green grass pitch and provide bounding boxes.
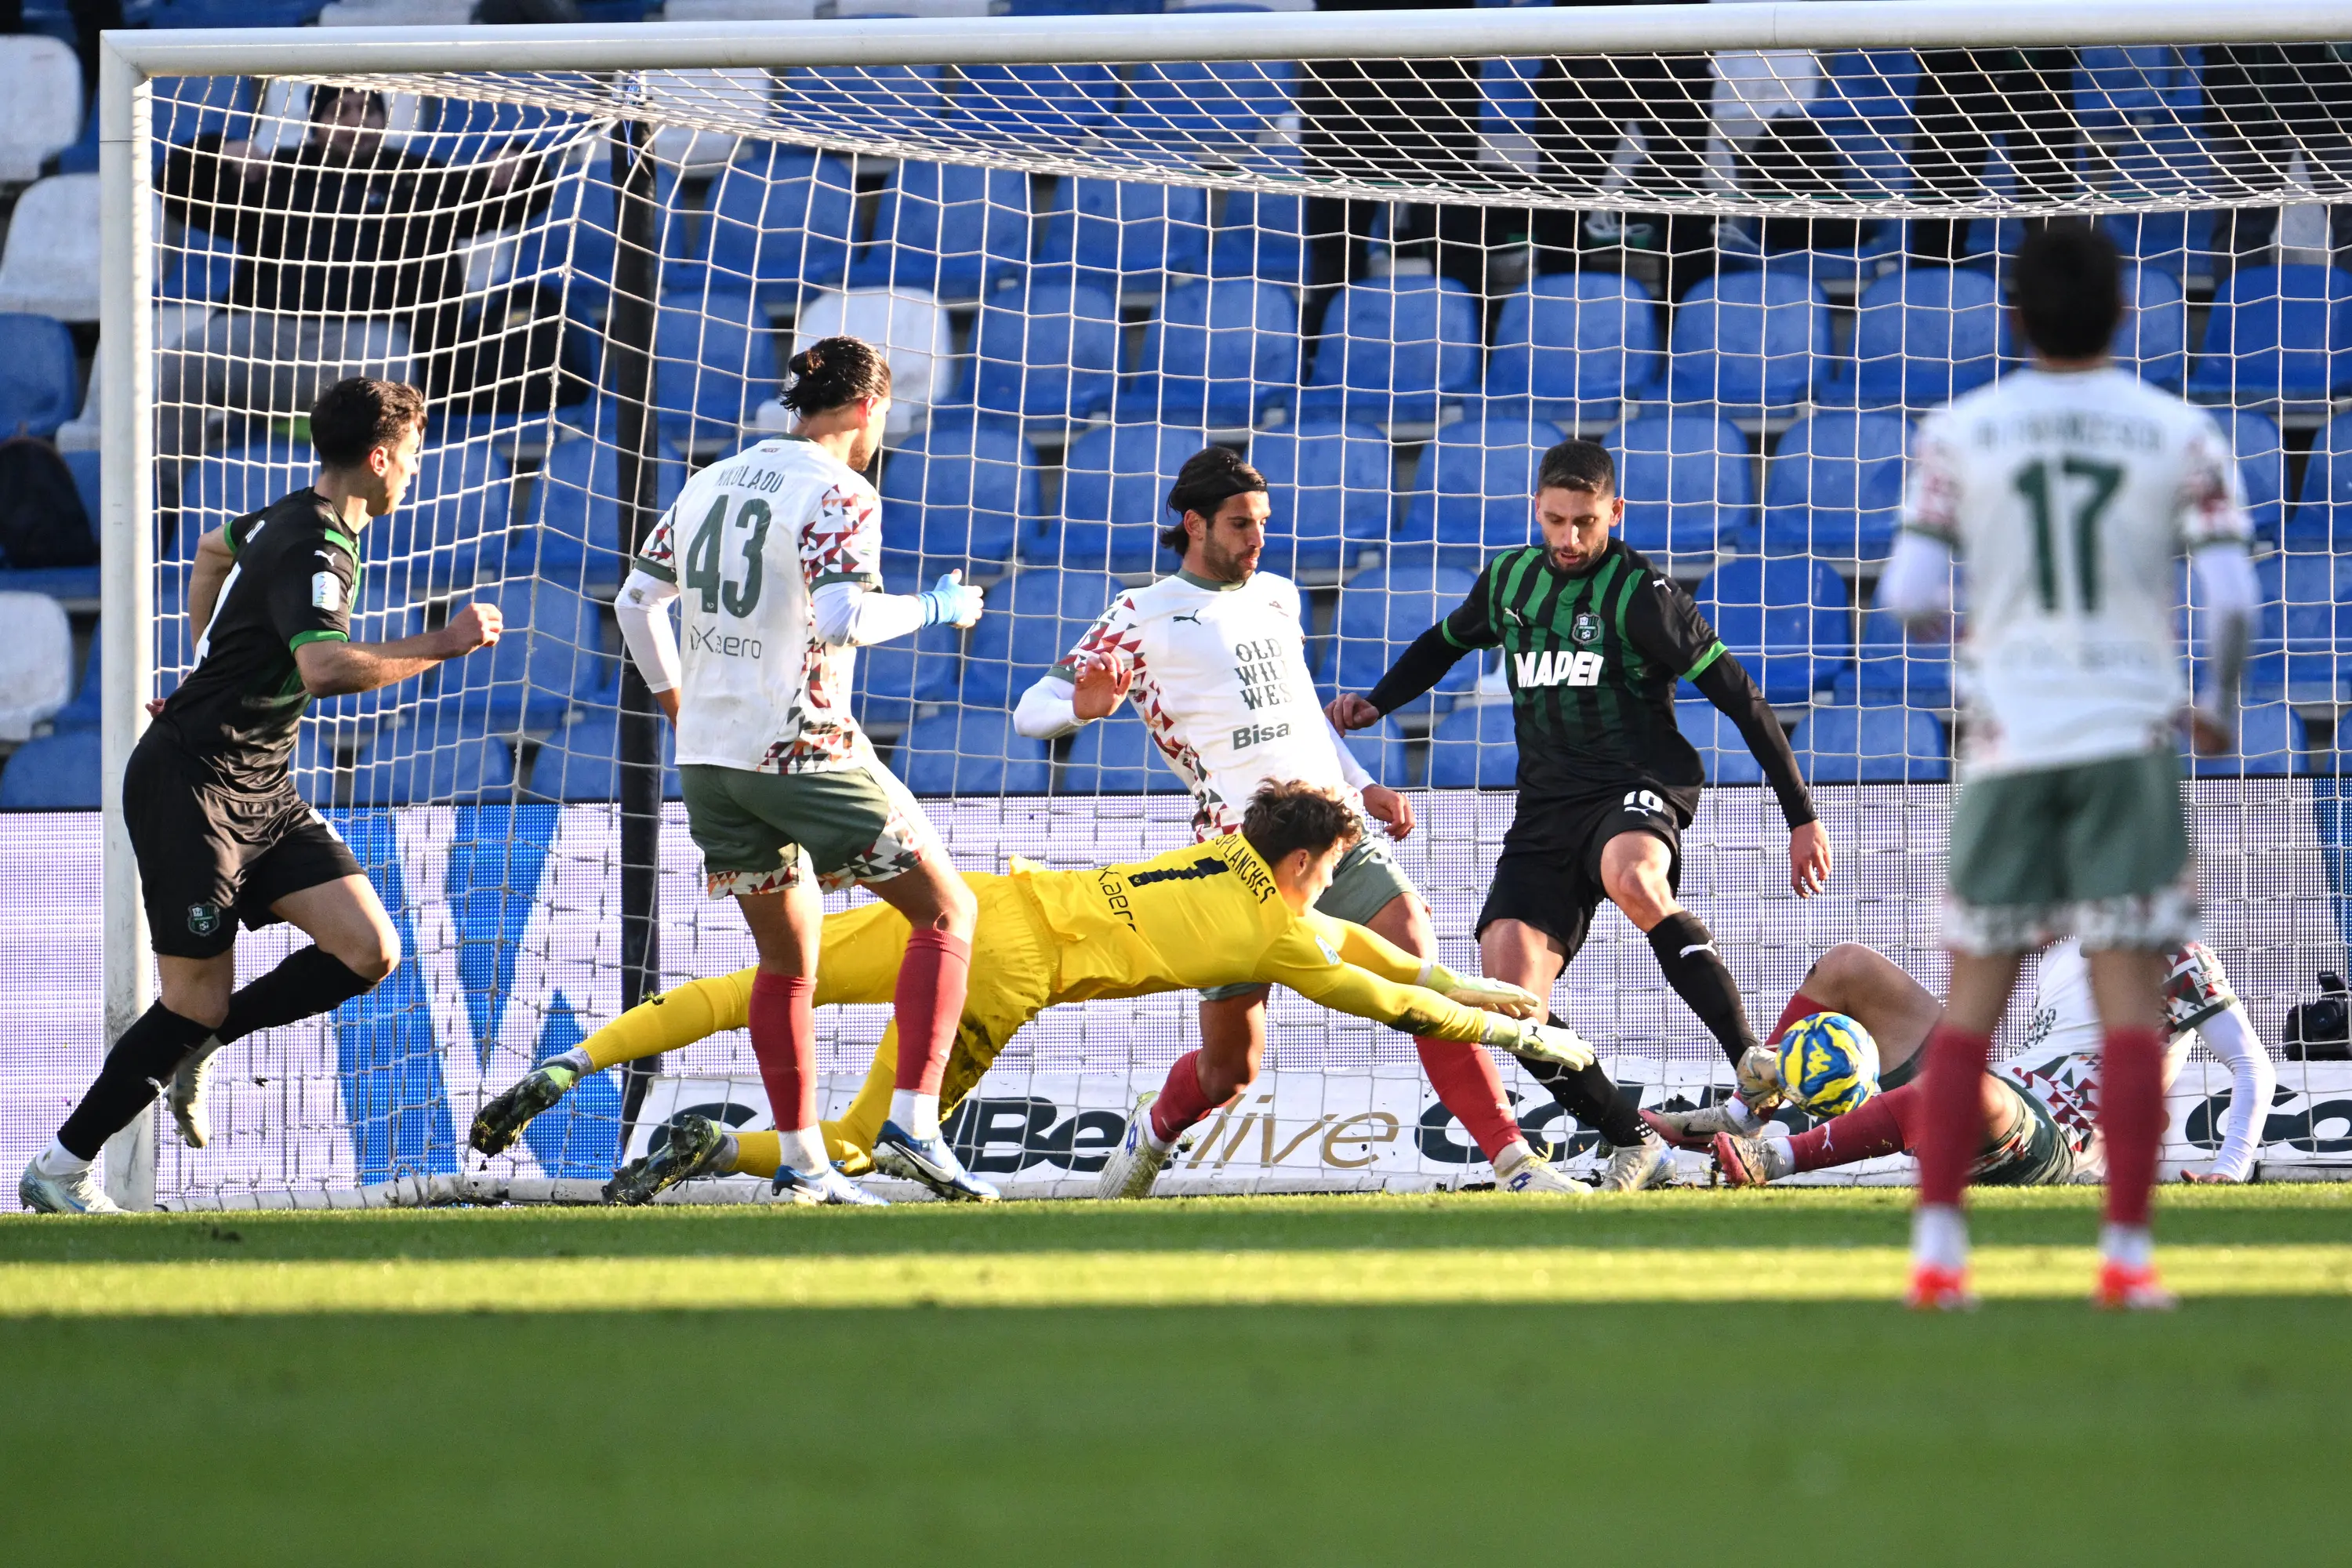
[3,1184,2347,1565]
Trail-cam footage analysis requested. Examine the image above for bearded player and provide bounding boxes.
[1011,448,1587,1196]
[1646,939,2276,1189]
[612,336,993,1206]
[1878,225,2258,1308]
[468,782,1595,1200]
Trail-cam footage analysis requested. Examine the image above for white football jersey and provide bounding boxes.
[1904,365,2252,775]
[633,435,882,774]
[1056,570,1365,838]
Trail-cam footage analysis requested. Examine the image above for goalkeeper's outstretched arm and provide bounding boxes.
[1260,923,1589,1069]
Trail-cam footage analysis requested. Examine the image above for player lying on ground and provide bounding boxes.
[614,336,995,1205]
[1012,447,1584,1196]
[21,378,503,1214]
[1328,437,1833,1192]
[1879,225,2256,1308]
[471,782,1592,1203]
[1644,940,2274,1189]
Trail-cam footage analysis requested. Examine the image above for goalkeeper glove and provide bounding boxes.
[1416,962,1541,1019]
[1479,1014,1596,1071]
[919,571,986,630]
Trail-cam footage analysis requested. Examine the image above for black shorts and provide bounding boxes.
[1475,787,1685,962]
[126,734,362,959]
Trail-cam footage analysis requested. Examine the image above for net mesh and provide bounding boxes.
[59,30,2352,1203]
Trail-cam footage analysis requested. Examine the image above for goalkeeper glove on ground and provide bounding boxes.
[920,571,986,629]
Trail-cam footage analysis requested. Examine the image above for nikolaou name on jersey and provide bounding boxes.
[1513,649,1607,688]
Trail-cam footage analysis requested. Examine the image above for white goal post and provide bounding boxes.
[85,0,2352,1208]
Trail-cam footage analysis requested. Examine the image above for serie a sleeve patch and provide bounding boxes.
[312,572,344,612]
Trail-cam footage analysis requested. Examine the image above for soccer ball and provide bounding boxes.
[1776,1013,1881,1120]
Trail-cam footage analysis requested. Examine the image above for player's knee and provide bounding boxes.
[1812,942,1875,993]
[163,986,230,1033]
[339,922,401,983]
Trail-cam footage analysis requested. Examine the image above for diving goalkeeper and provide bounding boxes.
[470,782,1593,1202]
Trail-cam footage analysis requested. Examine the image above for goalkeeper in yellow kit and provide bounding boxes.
[470,782,1594,1203]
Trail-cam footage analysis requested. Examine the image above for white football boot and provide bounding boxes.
[1495,1149,1581,1195]
[1592,1133,1677,1192]
[1642,1097,1766,1151]
[1095,1091,1174,1200]
[167,1035,226,1149]
[19,1159,122,1214]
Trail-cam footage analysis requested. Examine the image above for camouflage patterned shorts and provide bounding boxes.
[680,761,941,898]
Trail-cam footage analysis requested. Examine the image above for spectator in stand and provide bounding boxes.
[1906,48,2082,264]
[2205,44,2352,277]
[155,85,550,459]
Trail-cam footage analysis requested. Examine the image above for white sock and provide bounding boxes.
[778,1125,829,1176]
[1493,1139,1536,1177]
[34,1140,91,1178]
[2100,1223,2154,1271]
[890,1088,941,1142]
[1760,1135,1795,1181]
[1912,1203,1970,1272]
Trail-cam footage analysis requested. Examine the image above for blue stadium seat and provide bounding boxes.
[523,708,682,802]
[1835,604,1955,710]
[1760,410,1910,561]
[174,439,316,555]
[1667,270,1831,414]
[953,63,1123,139]
[2074,44,2204,135]
[1298,274,1483,424]
[1208,187,1307,285]
[898,709,1051,796]
[653,288,779,444]
[372,440,514,596]
[961,567,1125,711]
[1121,59,1296,153]
[0,725,99,808]
[349,728,517,808]
[518,431,685,596]
[1836,266,2008,410]
[2248,551,2351,704]
[147,0,326,27]
[1116,278,1298,428]
[0,314,82,440]
[1603,411,1758,557]
[1483,271,1663,425]
[2285,410,2352,550]
[854,565,967,727]
[1394,415,1558,570]
[851,162,1032,303]
[436,578,611,731]
[1673,698,1766,786]
[2189,263,2352,405]
[1795,702,1950,783]
[1693,556,1853,706]
[2215,408,2287,548]
[1059,710,1189,795]
[963,274,1123,422]
[779,59,948,140]
[1425,701,1518,788]
[1332,562,1480,714]
[2190,702,2309,778]
[1051,423,1203,575]
[1342,716,1413,788]
[1038,177,1211,286]
[2118,263,2190,390]
[1809,50,1919,202]
[49,632,100,731]
[1250,419,1394,575]
[877,411,1040,571]
[2103,208,2218,280]
[685,145,862,302]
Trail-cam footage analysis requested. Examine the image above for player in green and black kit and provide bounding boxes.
[18,378,503,1214]
[1329,439,1833,1189]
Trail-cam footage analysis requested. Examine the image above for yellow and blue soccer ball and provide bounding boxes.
[1776,1012,1881,1120]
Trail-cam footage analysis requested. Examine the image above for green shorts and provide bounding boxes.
[679,761,939,898]
[1200,834,1417,1003]
[1973,1080,2080,1188]
[1945,749,2198,956]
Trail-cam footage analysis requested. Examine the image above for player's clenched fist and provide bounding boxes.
[441,601,503,653]
[1069,650,1134,720]
[1324,692,1381,731]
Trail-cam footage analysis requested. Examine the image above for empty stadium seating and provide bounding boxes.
[2189,702,2310,778]
[1059,709,1188,793]
[524,708,684,801]
[652,287,779,444]
[1392,414,1557,570]
[1673,698,1766,786]
[1037,177,1211,286]
[1794,701,1951,783]
[684,145,862,301]
[0,38,83,185]
[0,312,80,440]
[0,590,73,742]
[1298,274,1483,425]
[2194,264,2352,407]
[0,725,100,809]
[852,161,1033,302]
[0,173,100,321]
[1604,410,1759,557]
[1052,423,1203,575]
[1249,419,1393,575]
[1483,270,1663,426]
[877,410,1041,569]
[1330,561,1480,713]
[1694,556,1853,706]
[1425,701,1517,789]
[961,567,1124,710]
[1116,278,1298,429]
[898,708,1053,794]
[964,272,1123,421]
[1836,265,2008,410]
[1760,409,1909,561]
[517,430,685,595]
[1667,269,1831,416]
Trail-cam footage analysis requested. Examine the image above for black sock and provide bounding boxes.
[56,1004,216,1160]
[1646,911,1759,1070]
[1520,1014,1648,1147]
[216,946,376,1045]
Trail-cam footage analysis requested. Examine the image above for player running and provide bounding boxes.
[1328,437,1833,1192]
[1877,226,2258,1309]
[612,336,993,1206]
[20,378,503,1213]
[1011,448,1581,1196]
[469,782,1593,1201]
[1646,939,2276,1189]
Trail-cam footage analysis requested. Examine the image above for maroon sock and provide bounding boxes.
[1769,990,1834,1047]
[2100,1025,2167,1228]
[1416,1037,1521,1160]
[1787,1083,1915,1173]
[891,929,971,1095]
[748,971,817,1131]
[1917,1022,1994,1207]
[1149,1051,1232,1144]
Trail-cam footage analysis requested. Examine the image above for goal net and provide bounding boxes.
[79,7,2352,1207]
